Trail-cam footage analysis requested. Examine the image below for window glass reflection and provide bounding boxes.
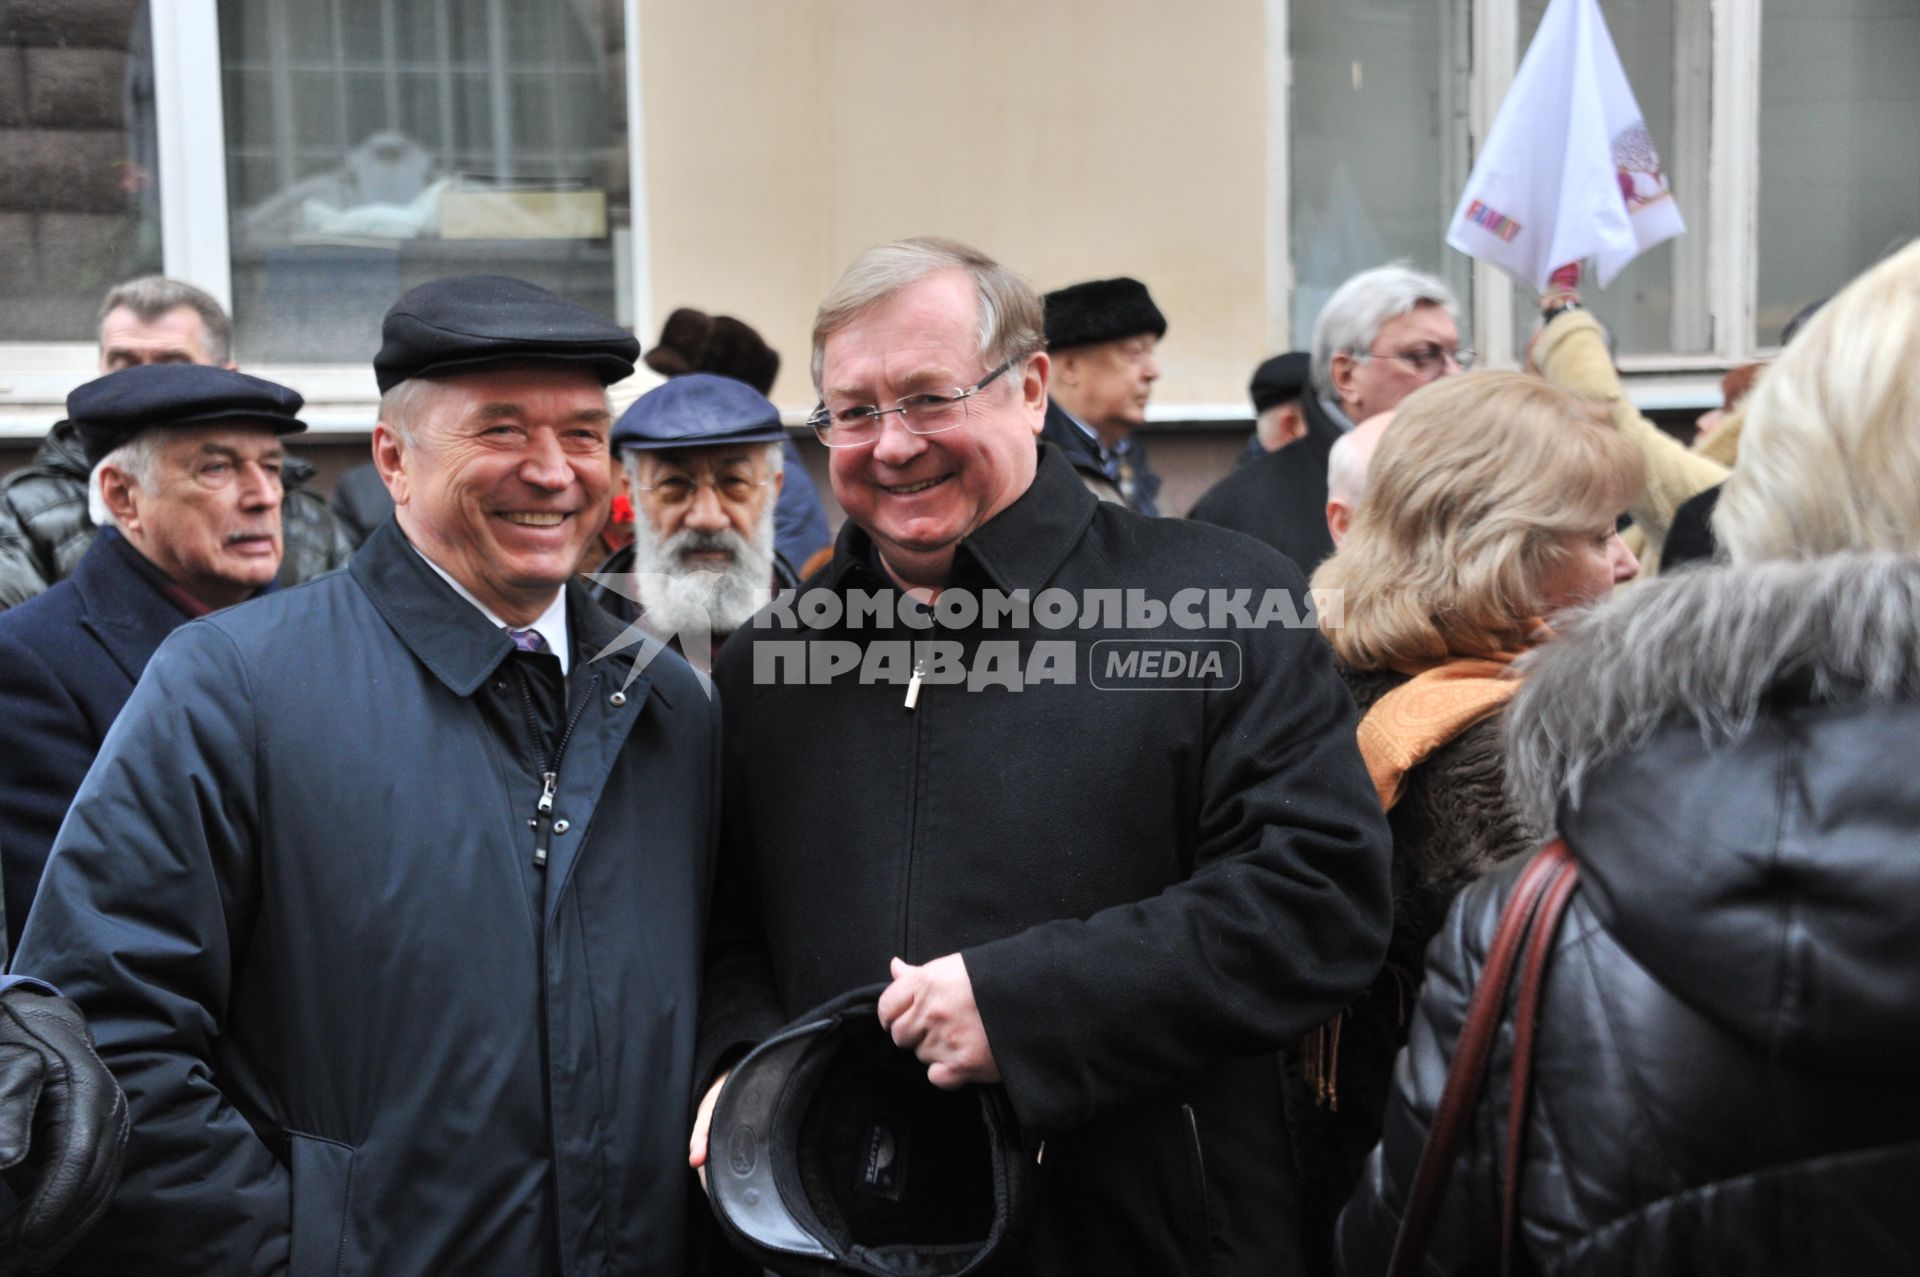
[1290,0,1475,353]
[0,2,163,340]
[218,0,630,364]
[1757,0,1920,345]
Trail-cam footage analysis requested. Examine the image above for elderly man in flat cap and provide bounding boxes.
[15,276,720,1275]
[1037,276,1167,515]
[0,363,300,946]
[590,372,799,671]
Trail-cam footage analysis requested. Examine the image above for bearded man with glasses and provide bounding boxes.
[593,373,799,671]
[690,236,1391,1276]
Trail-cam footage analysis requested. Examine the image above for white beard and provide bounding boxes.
[628,502,776,640]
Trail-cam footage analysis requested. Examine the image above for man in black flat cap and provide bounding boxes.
[0,363,301,946]
[1038,276,1166,515]
[15,276,721,1276]
[1245,350,1313,457]
[590,372,798,671]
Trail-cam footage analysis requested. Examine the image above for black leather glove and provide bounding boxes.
[0,987,128,1274]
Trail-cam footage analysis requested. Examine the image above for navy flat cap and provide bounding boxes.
[612,372,786,452]
[68,364,307,468]
[1043,277,1167,351]
[374,275,640,393]
[1249,351,1310,413]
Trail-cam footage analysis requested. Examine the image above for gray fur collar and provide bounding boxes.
[1507,554,1920,828]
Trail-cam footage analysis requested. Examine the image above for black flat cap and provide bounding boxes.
[613,373,785,452]
[1043,277,1167,351]
[708,986,1036,1276]
[68,364,307,468]
[1249,351,1311,414]
[373,275,639,393]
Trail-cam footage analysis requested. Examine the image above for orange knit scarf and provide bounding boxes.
[1356,651,1526,811]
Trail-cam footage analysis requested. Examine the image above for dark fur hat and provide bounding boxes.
[643,307,713,379]
[1043,277,1167,351]
[644,308,780,395]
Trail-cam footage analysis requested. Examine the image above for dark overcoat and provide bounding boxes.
[1186,391,1347,573]
[702,446,1392,1275]
[14,519,720,1276]
[0,530,195,943]
[1040,399,1162,516]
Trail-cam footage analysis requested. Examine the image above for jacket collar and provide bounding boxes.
[1041,399,1113,477]
[820,443,1098,598]
[350,518,645,699]
[34,419,88,481]
[73,530,193,681]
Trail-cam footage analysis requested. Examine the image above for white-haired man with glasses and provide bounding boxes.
[1190,262,1465,572]
[690,236,1391,1276]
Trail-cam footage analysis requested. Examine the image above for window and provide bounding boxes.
[217,0,630,363]
[0,2,163,341]
[1289,0,1476,349]
[1756,0,1920,345]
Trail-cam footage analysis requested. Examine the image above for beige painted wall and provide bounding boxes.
[641,0,1269,413]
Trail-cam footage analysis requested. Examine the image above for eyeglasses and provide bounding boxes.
[632,471,770,508]
[807,357,1019,448]
[1354,344,1476,377]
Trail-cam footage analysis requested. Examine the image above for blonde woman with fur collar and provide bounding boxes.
[1339,242,1920,1275]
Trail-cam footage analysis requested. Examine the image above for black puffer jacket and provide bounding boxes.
[0,420,352,609]
[1338,555,1920,1275]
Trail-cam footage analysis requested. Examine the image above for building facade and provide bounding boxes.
[2,0,1912,511]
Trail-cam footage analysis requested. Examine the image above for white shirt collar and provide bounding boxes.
[411,543,571,675]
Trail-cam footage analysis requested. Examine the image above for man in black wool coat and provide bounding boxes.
[691,235,1392,1276]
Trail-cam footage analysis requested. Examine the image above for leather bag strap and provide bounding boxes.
[1500,851,1580,1276]
[1384,840,1578,1277]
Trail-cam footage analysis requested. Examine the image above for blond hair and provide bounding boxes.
[1314,370,1645,667]
[809,237,1044,391]
[1716,239,1920,562]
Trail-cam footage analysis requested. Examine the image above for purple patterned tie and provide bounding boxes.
[509,628,547,654]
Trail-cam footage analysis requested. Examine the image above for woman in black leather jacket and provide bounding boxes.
[1338,240,1920,1276]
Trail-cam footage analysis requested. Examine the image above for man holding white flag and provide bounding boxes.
[1446,0,1684,288]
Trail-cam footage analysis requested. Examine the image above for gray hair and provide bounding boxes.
[97,276,233,366]
[810,237,1044,392]
[377,376,443,447]
[1309,263,1460,400]
[1716,239,1920,563]
[86,433,166,529]
[379,374,614,448]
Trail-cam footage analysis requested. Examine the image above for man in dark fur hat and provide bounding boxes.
[1038,277,1167,515]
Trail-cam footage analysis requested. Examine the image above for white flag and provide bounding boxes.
[1445,0,1684,289]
